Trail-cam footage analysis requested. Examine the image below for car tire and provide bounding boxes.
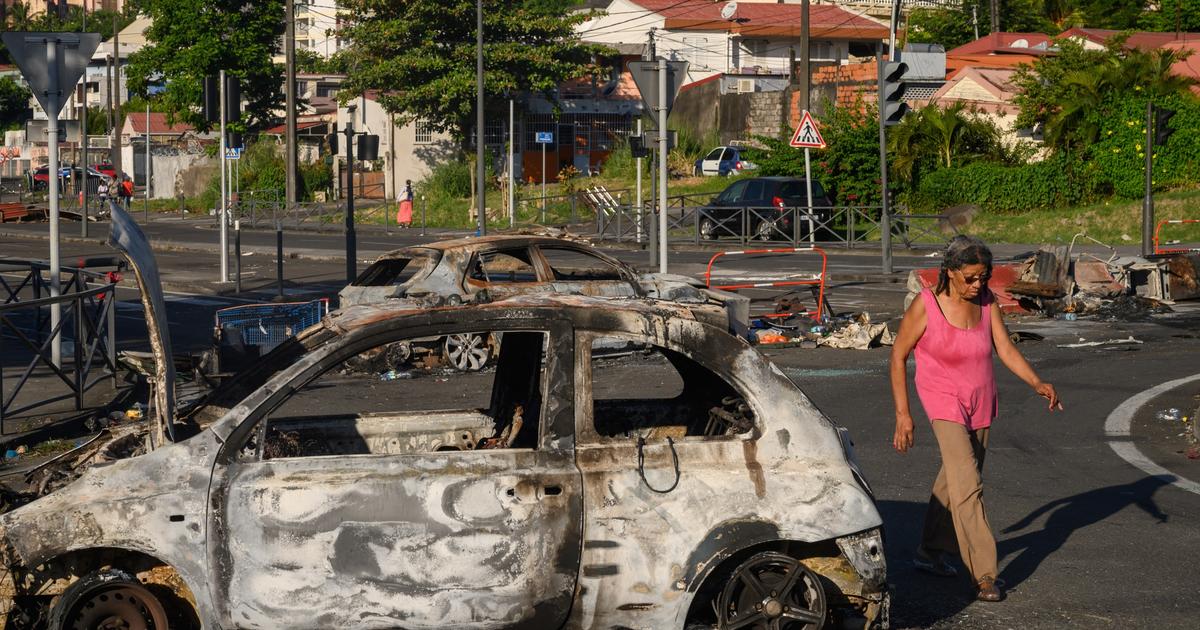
[694,165,703,177]
[50,569,172,630]
[699,218,717,241]
[715,551,827,630]
[754,220,775,241]
[443,333,491,372]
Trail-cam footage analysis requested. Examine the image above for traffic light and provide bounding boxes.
[225,76,241,122]
[202,75,219,123]
[880,60,909,126]
[1155,107,1177,147]
[358,134,380,161]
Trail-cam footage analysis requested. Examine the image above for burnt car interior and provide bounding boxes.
[240,331,548,460]
[469,250,539,284]
[590,337,755,439]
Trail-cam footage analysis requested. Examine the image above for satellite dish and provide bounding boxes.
[721,1,738,21]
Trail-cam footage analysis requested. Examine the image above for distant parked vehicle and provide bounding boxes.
[693,146,757,177]
[699,176,833,241]
[28,165,105,191]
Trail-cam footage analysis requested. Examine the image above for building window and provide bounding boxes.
[414,120,433,144]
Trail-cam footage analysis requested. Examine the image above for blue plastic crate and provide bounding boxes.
[215,299,328,353]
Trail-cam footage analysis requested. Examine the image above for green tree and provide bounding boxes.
[907,3,984,50]
[126,0,285,131]
[0,76,32,132]
[338,0,605,147]
[1140,0,1200,31]
[1011,38,1112,137]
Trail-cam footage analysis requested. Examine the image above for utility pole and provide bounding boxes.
[219,69,228,282]
[799,0,810,112]
[1143,101,1154,257]
[144,99,150,214]
[508,97,515,228]
[475,0,486,235]
[111,12,121,176]
[285,0,298,208]
[972,5,980,41]
[78,82,88,237]
[990,0,1000,34]
[657,56,668,274]
[47,38,63,367]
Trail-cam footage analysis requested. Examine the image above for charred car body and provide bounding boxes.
[0,210,887,629]
[0,306,888,629]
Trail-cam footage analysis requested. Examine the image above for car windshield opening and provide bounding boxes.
[352,256,429,287]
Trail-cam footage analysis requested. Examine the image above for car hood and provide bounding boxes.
[107,202,176,440]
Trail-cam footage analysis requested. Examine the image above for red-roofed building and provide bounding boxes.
[579,0,887,87]
[946,32,1056,57]
[1059,27,1200,51]
[121,112,196,139]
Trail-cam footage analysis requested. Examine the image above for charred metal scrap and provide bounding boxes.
[0,296,890,629]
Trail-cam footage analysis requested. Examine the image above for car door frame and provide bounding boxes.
[700,147,725,175]
[206,315,583,629]
[463,245,552,299]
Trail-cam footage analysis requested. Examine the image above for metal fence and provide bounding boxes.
[0,260,120,433]
[595,197,957,249]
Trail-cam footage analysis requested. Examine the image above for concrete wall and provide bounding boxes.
[674,79,791,144]
[120,146,210,199]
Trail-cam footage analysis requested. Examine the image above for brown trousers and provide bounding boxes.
[920,420,997,582]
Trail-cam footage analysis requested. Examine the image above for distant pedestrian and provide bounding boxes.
[396,179,413,227]
[119,175,134,209]
[890,235,1063,603]
[97,178,110,207]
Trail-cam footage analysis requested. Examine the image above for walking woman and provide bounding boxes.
[890,235,1062,602]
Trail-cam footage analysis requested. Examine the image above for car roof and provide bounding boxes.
[373,235,618,260]
[325,293,716,336]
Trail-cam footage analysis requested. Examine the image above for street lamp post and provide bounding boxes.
[475,0,486,236]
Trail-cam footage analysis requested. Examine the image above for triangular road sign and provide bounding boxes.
[628,60,690,116]
[1,32,101,116]
[790,110,826,149]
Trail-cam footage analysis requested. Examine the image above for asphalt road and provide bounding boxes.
[3,218,1199,629]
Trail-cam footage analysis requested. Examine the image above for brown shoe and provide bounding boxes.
[976,577,1003,602]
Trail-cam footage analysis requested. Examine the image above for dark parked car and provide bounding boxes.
[28,165,106,191]
[699,176,833,241]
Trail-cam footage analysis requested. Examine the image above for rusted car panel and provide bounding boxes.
[0,296,886,628]
[107,203,176,443]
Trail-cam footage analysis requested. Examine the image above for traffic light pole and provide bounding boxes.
[1142,101,1154,257]
[877,45,892,275]
[219,69,228,282]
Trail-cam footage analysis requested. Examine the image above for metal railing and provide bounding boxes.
[0,260,120,433]
[595,199,958,249]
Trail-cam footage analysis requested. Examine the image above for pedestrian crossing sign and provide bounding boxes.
[789,110,826,149]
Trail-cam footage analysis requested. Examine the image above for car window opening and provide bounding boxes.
[247,331,548,460]
[352,257,423,287]
[590,338,754,440]
[470,250,539,284]
[540,247,624,281]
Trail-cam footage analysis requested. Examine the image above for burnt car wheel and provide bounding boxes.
[717,552,827,630]
[51,569,170,630]
[443,333,491,372]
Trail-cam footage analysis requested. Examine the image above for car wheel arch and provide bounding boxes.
[5,547,202,627]
[678,531,842,627]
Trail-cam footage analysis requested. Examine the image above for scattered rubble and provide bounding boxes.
[1057,336,1143,349]
[752,312,895,350]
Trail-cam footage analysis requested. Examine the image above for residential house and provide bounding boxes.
[333,93,457,201]
[121,112,210,199]
[579,0,888,144]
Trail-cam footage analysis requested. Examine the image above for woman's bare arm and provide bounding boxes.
[990,302,1062,410]
[890,296,927,453]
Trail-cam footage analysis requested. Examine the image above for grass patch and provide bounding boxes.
[967,189,1200,246]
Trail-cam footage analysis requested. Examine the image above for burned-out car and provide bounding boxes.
[0,293,888,629]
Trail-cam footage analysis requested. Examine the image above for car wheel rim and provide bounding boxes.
[65,582,169,630]
[756,221,775,241]
[444,333,489,371]
[717,552,827,630]
[700,219,716,240]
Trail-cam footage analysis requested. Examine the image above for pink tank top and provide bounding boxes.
[913,288,997,429]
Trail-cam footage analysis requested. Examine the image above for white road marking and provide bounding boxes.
[1104,373,1200,496]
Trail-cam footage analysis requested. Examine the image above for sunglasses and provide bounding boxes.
[954,270,990,285]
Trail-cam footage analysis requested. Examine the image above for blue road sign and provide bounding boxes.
[535,132,553,144]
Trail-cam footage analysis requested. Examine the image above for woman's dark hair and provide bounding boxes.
[935,235,993,295]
